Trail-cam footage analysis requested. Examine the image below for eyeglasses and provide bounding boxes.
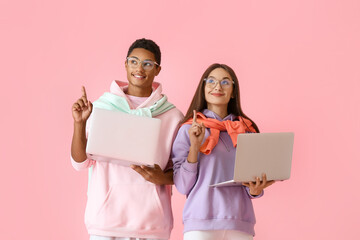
[204,77,234,89]
[126,57,159,71]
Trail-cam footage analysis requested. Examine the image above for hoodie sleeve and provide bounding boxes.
[245,186,264,199]
[164,110,184,172]
[70,116,96,171]
[171,125,199,195]
[71,156,95,171]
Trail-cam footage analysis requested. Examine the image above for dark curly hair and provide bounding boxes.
[127,38,161,65]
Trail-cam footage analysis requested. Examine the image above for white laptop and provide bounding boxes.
[210,132,294,187]
[86,107,162,167]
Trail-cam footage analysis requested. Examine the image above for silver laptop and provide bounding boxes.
[210,132,294,187]
[86,107,162,167]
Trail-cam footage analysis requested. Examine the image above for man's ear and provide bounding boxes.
[155,66,161,76]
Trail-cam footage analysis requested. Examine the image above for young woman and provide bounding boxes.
[172,63,274,240]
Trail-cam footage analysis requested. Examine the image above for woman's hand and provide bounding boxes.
[188,110,205,151]
[242,173,275,196]
[72,86,92,123]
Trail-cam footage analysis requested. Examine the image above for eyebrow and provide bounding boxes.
[129,56,154,62]
[208,76,231,80]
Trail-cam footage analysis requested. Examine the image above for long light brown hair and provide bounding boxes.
[182,63,259,133]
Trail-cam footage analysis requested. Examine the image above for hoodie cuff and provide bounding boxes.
[246,186,264,199]
[71,155,94,171]
[182,159,198,173]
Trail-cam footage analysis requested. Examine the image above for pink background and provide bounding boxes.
[1,0,359,239]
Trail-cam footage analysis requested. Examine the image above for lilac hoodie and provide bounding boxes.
[172,109,263,236]
[71,80,183,239]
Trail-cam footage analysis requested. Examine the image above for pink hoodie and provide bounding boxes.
[71,80,184,239]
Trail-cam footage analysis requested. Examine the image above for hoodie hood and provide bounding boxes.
[110,80,163,110]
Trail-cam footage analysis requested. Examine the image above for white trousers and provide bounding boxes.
[90,235,165,240]
[184,230,253,240]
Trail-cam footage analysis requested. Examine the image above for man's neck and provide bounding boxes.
[126,85,152,97]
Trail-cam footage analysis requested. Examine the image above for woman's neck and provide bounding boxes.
[207,104,228,119]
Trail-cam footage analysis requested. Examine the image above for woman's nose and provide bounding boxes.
[213,81,223,90]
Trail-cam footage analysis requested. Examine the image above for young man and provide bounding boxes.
[71,38,183,240]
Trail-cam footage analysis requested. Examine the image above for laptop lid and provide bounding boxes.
[210,132,294,187]
[234,132,294,182]
[86,107,162,167]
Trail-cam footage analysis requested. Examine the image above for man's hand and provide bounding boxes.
[131,164,173,185]
[72,86,92,123]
